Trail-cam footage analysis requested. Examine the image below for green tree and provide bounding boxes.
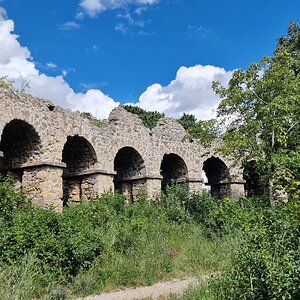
[178,113,219,146]
[178,113,197,130]
[213,21,300,203]
[187,119,219,146]
[123,105,165,129]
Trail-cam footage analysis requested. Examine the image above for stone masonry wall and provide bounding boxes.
[0,87,245,209]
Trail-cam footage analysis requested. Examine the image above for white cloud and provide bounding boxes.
[0,9,119,119]
[0,7,232,121]
[58,21,81,31]
[46,62,57,69]
[115,11,145,34]
[115,23,129,34]
[136,65,232,120]
[77,0,159,18]
[117,12,144,27]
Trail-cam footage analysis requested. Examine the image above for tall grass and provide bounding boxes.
[168,193,300,300]
[1,180,298,299]
[0,182,232,299]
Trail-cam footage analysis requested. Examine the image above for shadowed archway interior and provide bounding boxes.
[202,156,231,199]
[0,119,41,187]
[62,135,97,205]
[160,153,188,192]
[114,146,146,201]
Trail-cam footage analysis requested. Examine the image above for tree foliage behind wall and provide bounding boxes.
[0,77,13,90]
[123,105,165,129]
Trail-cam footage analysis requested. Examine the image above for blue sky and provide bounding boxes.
[0,0,299,119]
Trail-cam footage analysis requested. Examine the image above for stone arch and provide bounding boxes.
[160,153,188,191]
[202,156,231,199]
[114,146,146,201]
[243,160,264,197]
[62,135,97,205]
[0,119,41,188]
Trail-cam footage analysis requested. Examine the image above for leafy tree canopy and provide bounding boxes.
[177,113,197,130]
[213,21,300,202]
[178,113,219,146]
[123,105,165,129]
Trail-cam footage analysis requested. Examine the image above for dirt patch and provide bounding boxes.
[74,274,214,300]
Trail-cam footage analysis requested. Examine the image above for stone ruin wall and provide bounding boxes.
[0,87,246,211]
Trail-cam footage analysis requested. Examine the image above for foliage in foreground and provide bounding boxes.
[170,189,300,300]
[0,183,231,299]
[0,181,299,299]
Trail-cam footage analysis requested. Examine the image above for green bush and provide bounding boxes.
[1,180,298,300]
[163,185,192,224]
[223,203,300,300]
[0,176,27,223]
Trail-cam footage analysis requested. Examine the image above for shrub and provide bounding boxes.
[163,185,192,224]
[0,177,27,223]
[223,203,300,300]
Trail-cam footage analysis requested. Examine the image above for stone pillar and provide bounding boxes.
[90,171,115,195]
[132,179,147,201]
[65,177,81,203]
[230,180,246,198]
[22,163,65,212]
[188,178,203,194]
[66,170,115,203]
[81,174,97,202]
[146,176,162,200]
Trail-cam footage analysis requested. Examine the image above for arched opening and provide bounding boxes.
[62,135,97,205]
[114,147,146,201]
[243,160,264,197]
[202,156,231,199]
[160,153,188,192]
[0,119,41,188]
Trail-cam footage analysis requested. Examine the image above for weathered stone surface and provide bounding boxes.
[0,87,245,207]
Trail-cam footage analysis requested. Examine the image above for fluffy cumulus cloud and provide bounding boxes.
[0,7,232,120]
[77,0,159,18]
[0,8,119,119]
[137,65,232,120]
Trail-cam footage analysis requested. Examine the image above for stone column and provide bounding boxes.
[146,176,162,200]
[188,178,203,194]
[22,163,65,212]
[230,180,246,198]
[65,177,81,203]
[87,170,115,196]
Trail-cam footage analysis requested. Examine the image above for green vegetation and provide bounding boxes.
[1,179,299,299]
[175,200,300,300]
[213,21,300,203]
[123,105,165,129]
[178,113,219,146]
[0,181,300,299]
[0,76,13,89]
[80,112,104,127]
[0,181,233,299]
